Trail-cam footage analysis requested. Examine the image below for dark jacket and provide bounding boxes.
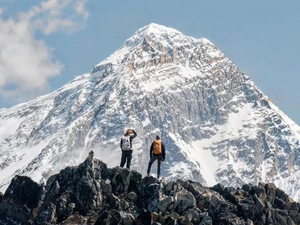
[150,140,166,160]
[120,130,137,150]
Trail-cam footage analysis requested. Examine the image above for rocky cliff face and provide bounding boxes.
[0,152,299,225]
[1,23,300,200]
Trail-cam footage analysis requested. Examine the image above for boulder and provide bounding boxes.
[183,208,201,224]
[211,183,225,195]
[264,183,277,204]
[197,192,212,211]
[157,196,174,213]
[174,189,196,214]
[4,175,45,210]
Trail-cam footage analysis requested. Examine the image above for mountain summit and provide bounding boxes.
[1,24,300,200]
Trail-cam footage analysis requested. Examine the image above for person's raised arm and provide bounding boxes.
[131,130,137,139]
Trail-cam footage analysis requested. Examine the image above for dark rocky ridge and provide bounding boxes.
[0,152,299,225]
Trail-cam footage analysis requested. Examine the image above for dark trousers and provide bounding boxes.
[120,151,132,169]
[147,155,162,178]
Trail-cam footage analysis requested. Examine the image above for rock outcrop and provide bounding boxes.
[0,152,299,225]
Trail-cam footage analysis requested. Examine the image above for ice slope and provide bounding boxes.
[1,23,300,200]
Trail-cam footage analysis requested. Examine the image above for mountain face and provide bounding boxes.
[1,23,300,200]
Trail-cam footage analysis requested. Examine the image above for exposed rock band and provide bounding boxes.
[120,129,166,179]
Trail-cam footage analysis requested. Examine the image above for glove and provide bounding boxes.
[162,158,165,162]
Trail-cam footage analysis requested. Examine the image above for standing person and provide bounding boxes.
[120,129,137,169]
[147,135,166,179]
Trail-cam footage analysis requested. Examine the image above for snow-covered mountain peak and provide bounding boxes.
[93,23,224,93]
[2,24,300,202]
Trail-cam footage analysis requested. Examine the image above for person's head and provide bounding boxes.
[125,129,133,136]
[156,135,160,140]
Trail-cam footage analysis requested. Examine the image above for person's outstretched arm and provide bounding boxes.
[162,143,166,161]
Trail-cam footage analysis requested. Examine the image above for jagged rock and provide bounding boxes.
[276,188,290,203]
[170,211,180,220]
[265,183,277,204]
[197,192,213,211]
[1,153,300,225]
[32,202,56,224]
[239,202,264,225]
[152,212,159,223]
[96,210,109,224]
[139,176,162,210]
[274,196,287,209]
[183,208,201,224]
[127,191,137,202]
[211,183,225,195]
[4,176,45,210]
[119,211,135,225]
[200,214,213,225]
[157,215,166,225]
[0,176,45,224]
[164,216,176,225]
[188,182,206,201]
[157,196,174,213]
[109,193,120,210]
[107,210,123,225]
[253,183,266,201]
[50,181,60,196]
[208,195,239,223]
[112,167,132,195]
[165,181,174,193]
[60,214,88,225]
[268,209,295,225]
[246,219,254,225]
[252,194,265,214]
[174,189,196,214]
[242,184,253,194]
[136,211,152,225]
[120,199,130,211]
[101,179,112,195]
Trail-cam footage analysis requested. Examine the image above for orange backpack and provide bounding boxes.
[153,140,162,154]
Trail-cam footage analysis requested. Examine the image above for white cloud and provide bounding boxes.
[0,0,91,103]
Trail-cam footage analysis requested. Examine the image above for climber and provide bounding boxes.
[120,129,137,169]
[147,135,166,179]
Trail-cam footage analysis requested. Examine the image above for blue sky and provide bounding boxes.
[0,1,299,124]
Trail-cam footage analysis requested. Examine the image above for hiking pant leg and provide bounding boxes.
[147,156,157,174]
[126,151,132,169]
[120,151,126,167]
[157,156,162,178]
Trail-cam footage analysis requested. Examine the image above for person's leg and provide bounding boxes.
[120,151,126,167]
[126,151,132,169]
[147,156,156,175]
[157,156,162,178]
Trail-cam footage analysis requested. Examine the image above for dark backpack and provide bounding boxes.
[121,136,131,151]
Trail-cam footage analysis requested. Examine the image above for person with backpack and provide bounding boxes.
[120,129,137,169]
[147,135,166,179]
